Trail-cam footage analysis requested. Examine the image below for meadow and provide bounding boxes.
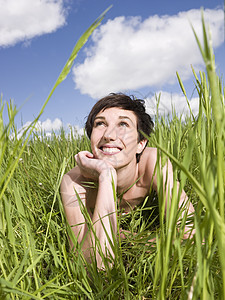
[0,11,225,299]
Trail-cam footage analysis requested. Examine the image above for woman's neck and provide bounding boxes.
[116,160,139,195]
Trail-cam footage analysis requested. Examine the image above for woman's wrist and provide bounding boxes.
[99,167,117,184]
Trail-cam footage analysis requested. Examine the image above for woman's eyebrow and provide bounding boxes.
[119,116,135,125]
[94,116,105,120]
[94,115,135,125]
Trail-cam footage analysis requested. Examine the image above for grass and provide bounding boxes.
[0,11,224,300]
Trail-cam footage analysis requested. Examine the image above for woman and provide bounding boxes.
[60,93,194,268]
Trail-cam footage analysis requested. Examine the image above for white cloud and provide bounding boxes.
[37,118,63,131]
[14,118,86,140]
[66,123,85,137]
[14,118,63,139]
[73,8,224,98]
[145,91,199,118]
[0,0,66,47]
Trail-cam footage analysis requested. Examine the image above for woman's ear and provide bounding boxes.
[137,139,148,154]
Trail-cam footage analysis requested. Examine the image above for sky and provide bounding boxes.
[0,0,224,135]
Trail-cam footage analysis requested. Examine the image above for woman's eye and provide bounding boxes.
[95,121,105,127]
[119,122,129,127]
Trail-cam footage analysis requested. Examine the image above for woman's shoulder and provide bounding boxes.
[140,147,158,164]
[64,166,81,180]
[62,166,80,183]
[138,147,158,183]
[60,166,85,195]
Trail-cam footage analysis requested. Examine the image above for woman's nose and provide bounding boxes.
[103,125,117,140]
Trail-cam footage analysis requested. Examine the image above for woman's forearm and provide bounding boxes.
[84,170,117,267]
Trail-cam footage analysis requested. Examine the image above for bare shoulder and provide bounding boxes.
[140,147,172,172]
[140,147,158,168]
[142,147,158,157]
[138,147,158,185]
[60,166,86,196]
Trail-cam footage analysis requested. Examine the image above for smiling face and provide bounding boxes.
[90,107,147,170]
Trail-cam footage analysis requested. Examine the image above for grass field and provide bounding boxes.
[0,12,224,300]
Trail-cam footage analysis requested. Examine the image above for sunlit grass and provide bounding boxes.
[0,11,224,299]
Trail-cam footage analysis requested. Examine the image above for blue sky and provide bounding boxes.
[0,0,224,134]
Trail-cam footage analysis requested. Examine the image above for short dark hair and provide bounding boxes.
[85,93,154,162]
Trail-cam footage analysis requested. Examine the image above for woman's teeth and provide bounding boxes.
[101,147,121,154]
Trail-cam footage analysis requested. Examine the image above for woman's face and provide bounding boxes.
[90,107,145,170]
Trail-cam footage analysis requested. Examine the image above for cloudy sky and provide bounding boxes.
[0,0,224,134]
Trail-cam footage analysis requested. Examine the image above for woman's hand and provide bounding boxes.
[75,151,117,182]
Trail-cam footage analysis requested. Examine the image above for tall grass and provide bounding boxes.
[0,11,224,299]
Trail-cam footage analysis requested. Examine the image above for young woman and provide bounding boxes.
[60,93,194,268]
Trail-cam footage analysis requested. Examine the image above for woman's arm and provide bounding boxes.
[60,151,118,268]
[60,170,89,248]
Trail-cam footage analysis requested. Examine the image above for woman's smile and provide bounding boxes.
[99,145,122,155]
[90,107,141,169]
